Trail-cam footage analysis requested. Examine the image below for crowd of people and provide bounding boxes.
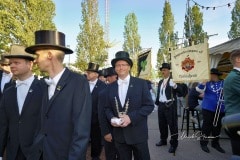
[0,29,239,160]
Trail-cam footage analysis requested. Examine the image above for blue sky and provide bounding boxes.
[53,0,234,67]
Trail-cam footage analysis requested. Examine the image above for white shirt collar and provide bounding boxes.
[233,67,240,72]
[52,68,66,85]
[118,74,130,82]
[16,75,34,87]
[89,78,98,85]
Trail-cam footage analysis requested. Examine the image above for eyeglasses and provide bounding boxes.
[115,64,129,68]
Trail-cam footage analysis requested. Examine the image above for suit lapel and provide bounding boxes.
[0,71,3,95]
[20,78,38,115]
[91,80,100,95]
[125,76,135,104]
[112,81,122,108]
[45,69,70,113]
[12,87,20,116]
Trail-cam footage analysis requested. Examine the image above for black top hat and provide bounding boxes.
[104,67,117,78]
[160,63,171,70]
[86,62,99,73]
[210,68,222,76]
[98,69,107,77]
[4,44,35,61]
[25,30,73,54]
[111,51,133,67]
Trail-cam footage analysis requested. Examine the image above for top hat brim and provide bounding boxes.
[0,61,9,65]
[4,54,35,61]
[85,69,99,73]
[25,44,73,54]
[211,72,223,76]
[160,66,170,70]
[104,73,117,78]
[111,58,133,67]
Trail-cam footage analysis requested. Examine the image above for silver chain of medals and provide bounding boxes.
[115,96,129,117]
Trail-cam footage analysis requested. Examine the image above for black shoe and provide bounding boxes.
[201,145,210,153]
[156,140,167,146]
[212,144,225,153]
[168,146,177,153]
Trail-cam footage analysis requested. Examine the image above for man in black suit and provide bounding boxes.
[85,62,107,160]
[0,55,12,99]
[155,63,182,154]
[105,51,154,160]
[98,67,119,160]
[25,30,92,160]
[0,44,43,160]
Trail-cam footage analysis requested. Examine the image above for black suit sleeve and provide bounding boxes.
[128,79,154,126]
[68,75,92,160]
[98,89,111,137]
[0,94,8,156]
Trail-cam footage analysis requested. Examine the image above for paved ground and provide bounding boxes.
[87,108,232,160]
[148,110,232,160]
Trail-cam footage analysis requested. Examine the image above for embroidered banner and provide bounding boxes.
[170,41,210,82]
[137,48,152,79]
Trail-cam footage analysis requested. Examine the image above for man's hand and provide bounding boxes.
[104,133,113,142]
[119,115,131,127]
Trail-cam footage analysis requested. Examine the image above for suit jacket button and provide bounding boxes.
[44,133,47,137]
[18,120,22,124]
[45,114,48,119]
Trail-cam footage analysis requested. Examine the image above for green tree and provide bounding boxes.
[157,1,176,71]
[228,0,240,39]
[0,0,56,52]
[184,5,206,45]
[123,12,141,76]
[75,0,107,71]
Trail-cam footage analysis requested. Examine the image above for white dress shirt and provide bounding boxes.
[46,68,65,99]
[89,78,98,93]
[159,77,169,102]
[1,72,12,92]
[118,74,130,106]
[234,67,240,71]
[16,75,34,114]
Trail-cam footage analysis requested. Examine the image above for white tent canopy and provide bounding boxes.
[209,37,240,68]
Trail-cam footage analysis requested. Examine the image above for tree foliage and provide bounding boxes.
[228,0,240,39]
[75,0,107,71]
[123,12,141,76]
[0,0,56,76]
[184,5,206,45]
[0,0,56,53]
[157,1,176,70]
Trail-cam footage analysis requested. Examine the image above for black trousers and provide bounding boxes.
[104,140,119,160]
[200,109,224,146]
[114,141,150,160]
[15,147,26,160]
[90,123,103,158]
[231,138,240,156]
[157,102,178,147]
